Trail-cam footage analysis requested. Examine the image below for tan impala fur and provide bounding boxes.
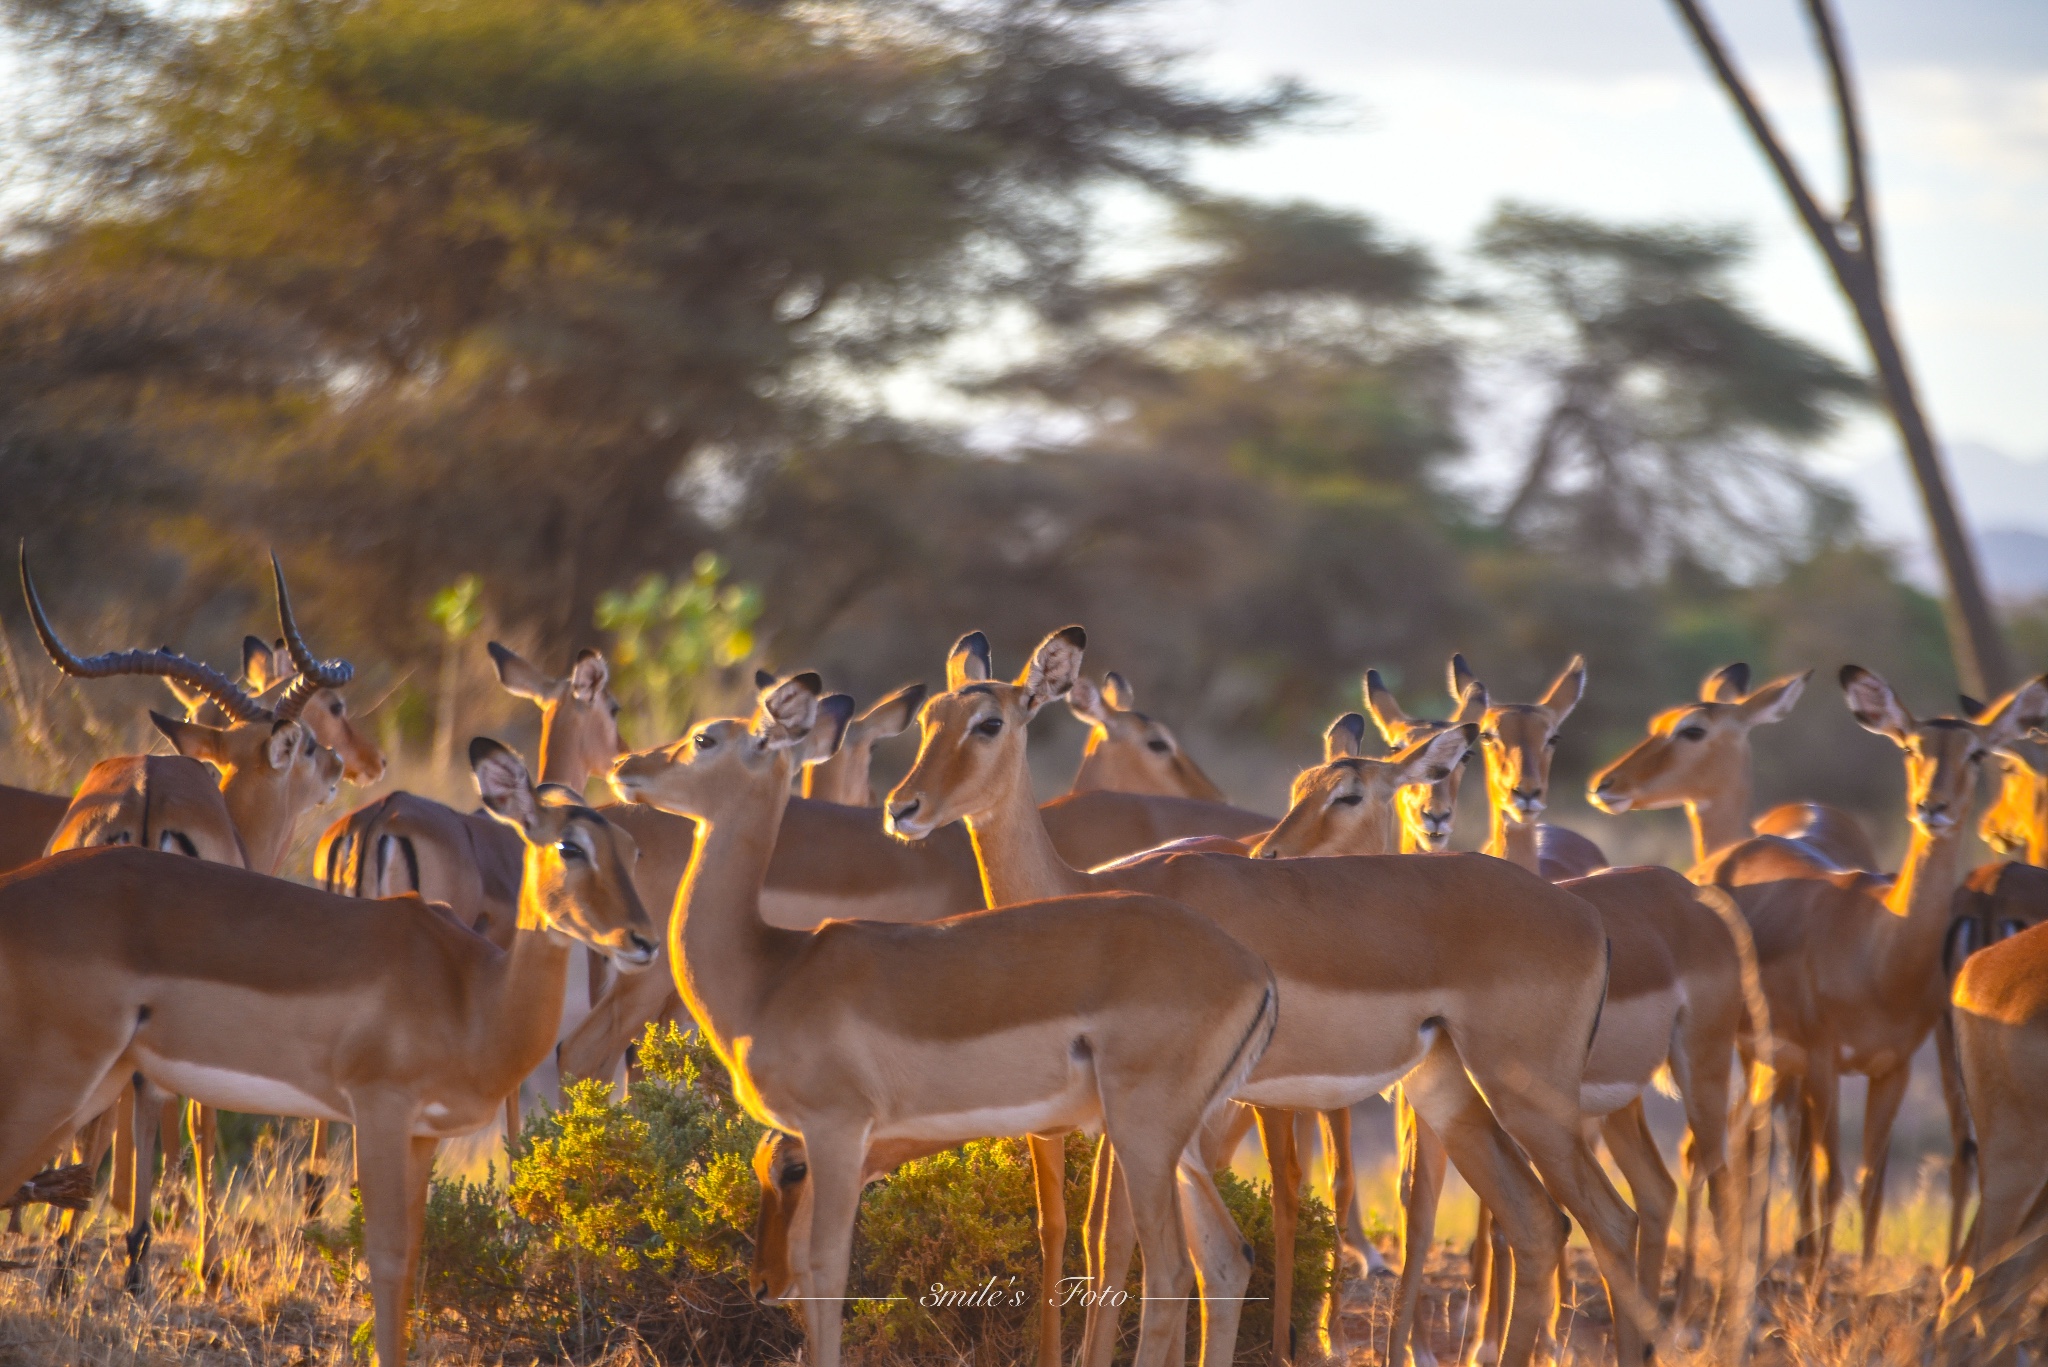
[169,633,386,786]
[1700,669,2048,1271]
[1589,661,1879,871]
[802,682,926,805]
[1067,672,1228,802]
[1978,730,2048,866]
[0,785,69,875]
[1939,919,2048,1366]
[610,673,1278,1367]
[0,736,657,1367]
[884,628,1655,1367]
[1463,653,1608,880]
[1262,712,1750,1365]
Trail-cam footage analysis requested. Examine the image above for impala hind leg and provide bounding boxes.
[1027,1133,1067,1367]
[1390,1089,1447,1367]
[1079,1137,1137,1367]
[1600,1099,1676,1312]
[354,1104,436,1367]
[1935,1011,1975,1270]
[1401,1039,1566,1367]
[1319,1107,1356,1356]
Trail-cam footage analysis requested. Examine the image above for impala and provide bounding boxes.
[801,681,926,806]
[1588,662,1879,871]
[1361,665,1488,852]
[1701,669,2048,1270]
[1066,671,1228,801]
[1977,727,2046,867]
[0,785,69,876]
[22,549,353,1283]
[1939,918,2048,1367]
[0,735,656,1367]
[609,672,1278,1367]
[167,632,386,786]
[1265,700,1753,1365]
[882,627,1655,1367]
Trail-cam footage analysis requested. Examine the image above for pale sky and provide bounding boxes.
[1139,0,2048,557]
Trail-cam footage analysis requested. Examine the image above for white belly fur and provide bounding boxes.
[136,1053,348,1124]
[1580,1080,1648,1117]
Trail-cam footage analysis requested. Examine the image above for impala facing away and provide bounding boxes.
[0,735,657,1367]
[1589,661,1879,871]
[610,673,1278,1367]
[883,628,1656,1367]
[1700,669,2048,1271]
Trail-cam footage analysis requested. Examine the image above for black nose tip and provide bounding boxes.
[629,933,656,956]
[889,798,920,823]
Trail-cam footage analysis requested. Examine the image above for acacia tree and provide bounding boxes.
[1668,0,2011,693]
[1480,204,1867,578]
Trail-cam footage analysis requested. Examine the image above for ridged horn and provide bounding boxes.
[269,552,353,724]
[19,543,270,724]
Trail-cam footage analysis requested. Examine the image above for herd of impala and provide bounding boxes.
[2,549,2047,1367]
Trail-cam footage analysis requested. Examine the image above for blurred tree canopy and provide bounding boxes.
[1,0,2030,835]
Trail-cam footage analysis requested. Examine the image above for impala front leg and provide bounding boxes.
[187,1101,220,1287]
[1934,1010,1975,1269]
[799,1125,868,1367]
[1320,1106,1356,1359]
[353,1101,423,1367]
[1390,1088,1447,1367]
[1256,1106,1301,1363]
[1856,1061,1911,1263]
[1026,1133,1067,1367]
[1079,1139,1136,1367]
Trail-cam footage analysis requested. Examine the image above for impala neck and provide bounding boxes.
[1485,804,1541,875]
[673,775,804,1056]
[220,775,290,875]
[1876,818,1967,1000]
[1684,747,1755,864]
[961,768,1092,906]
[477,866,580,1088]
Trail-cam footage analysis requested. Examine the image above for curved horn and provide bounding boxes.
[270,552,354,705]
[20,544,270,724]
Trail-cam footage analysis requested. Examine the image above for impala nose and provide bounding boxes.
[1916,800,1955,831]
[886,796,927,837]
[1510,789,1544,820]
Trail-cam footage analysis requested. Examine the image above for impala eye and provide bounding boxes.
[1146,739,1171,754]
[557,839,587,862]
[1546,735,1559,747]
[781,1163,808,1185]
[975,717,1003,738]
[1333,794,1363,807]
[1678,726,1707,742]
[693,731,715,750]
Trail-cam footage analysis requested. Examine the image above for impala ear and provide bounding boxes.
[946,632,992,690]
[799,694,857,764]
[568,649,609,704]
[1841,666,1914,743]
[755,668,777,690]
[1067,676,1110,725]
[244,636,283,691]
[150,710,230,767]
[853,682,926,742]
[1325,712,1366,762]
[755,672,825,749]
[1451,680,1489,725]
[1541,656,1587,723]
[1101,672,1135,711]
[1976,676,2048,745]
[1362,670,1408,744]
[264,719,304,771]
[471,737,542,837]
[1700,662,1751,704]
[1393,724,1475,787]
[1736,671,1807,727]
[489,641,555,705]
[1449,653,1479,704]
[1017,626,1086,716]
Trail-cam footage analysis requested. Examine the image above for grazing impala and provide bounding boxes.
[21,550,355,1280]
[1263,706,1753,1365]
[1939,918,2048,1366]
[881,628,1654,1367]
[1589,662,1879,871]
[610,672,1278,1367]
[1701,669,2048,1270]
[0,735,658,1367]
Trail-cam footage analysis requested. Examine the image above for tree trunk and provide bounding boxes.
[1668,0,2011,694]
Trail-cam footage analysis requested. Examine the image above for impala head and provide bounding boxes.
[1066,671,1225,802]
[1979,729,2048,858]
[23,547,353,873]
[1363,664,1487,851]
[491,642,623,790]
[1841,667,2048,838]
[471,736,656,968]
[1252,718,1475,859]
[1467,653,1586,826]
[608,673,853,820]
[749,1130,811,1304]
[801,681,927,806]
[1587,662,1807,816]
[167,632,386,785]
[886,627,1085,840]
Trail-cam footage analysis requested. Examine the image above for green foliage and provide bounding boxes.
[594,553,761,744]
[1216,1169,1337,1356]
[428,574,484,641]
